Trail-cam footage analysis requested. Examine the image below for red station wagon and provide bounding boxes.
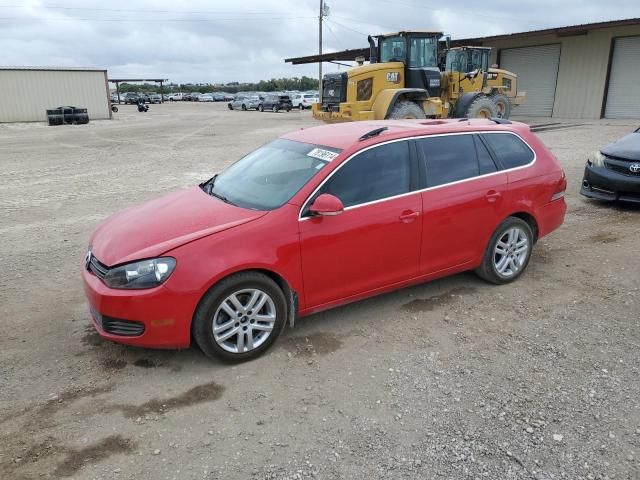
[83,119,566,361]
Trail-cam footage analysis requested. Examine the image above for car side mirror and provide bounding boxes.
[309,193,344,216]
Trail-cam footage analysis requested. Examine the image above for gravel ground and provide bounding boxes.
[0,102,638,480]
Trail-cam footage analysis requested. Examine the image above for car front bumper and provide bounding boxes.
[580,163,640,203]
[82,265,193,349]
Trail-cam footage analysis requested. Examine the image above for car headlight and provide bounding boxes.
[103,257,176,289]
[589,151,606,167]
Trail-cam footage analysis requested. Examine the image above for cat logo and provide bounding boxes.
[386,72,401,84]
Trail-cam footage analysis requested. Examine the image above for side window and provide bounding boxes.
[481,133,534,169]
[474,135,498,175]
[418,135,479,187]
[318,141,411,208]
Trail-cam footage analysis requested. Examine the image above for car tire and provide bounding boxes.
[192,271,288,362]
[299,104,304,110]
[286,108,291,112]
[259,105,264,112]
[242,104,247,111]
[228,104,233,110]
[475,217,533,285]
[387,100,426,119]
[272,106,278,113]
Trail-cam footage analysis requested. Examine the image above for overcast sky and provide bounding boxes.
[1,0,639,84]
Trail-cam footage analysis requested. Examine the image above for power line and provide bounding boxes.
[325,18,367,36]
[0,15,316,23]
[0,4,282,15]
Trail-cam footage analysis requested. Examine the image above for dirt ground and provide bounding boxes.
[1,102,639,480]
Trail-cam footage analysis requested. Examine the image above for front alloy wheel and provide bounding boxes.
[192,271,287,361]
[213,289,276,353]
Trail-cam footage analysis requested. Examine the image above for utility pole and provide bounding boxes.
[318,0,324,94]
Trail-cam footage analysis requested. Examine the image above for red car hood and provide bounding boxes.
[90,187,267,266]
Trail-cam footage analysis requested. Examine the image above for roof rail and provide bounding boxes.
[489,117,512,124]
[358,126,388,141]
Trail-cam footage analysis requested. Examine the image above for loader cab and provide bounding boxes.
[445,47,491,73]
[375,31,443,97]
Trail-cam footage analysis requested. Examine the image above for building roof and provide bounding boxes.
[453,17,640,44]
[0,66,107,72]
[285,17,640,65]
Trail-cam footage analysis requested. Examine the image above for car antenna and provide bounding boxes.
[358,126,388,141]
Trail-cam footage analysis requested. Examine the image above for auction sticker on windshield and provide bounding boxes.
[307,148,339,162]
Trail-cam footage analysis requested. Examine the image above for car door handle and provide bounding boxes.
[485,190,502,203]
[399,210,420,223]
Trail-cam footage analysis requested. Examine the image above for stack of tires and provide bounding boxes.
[46,106,90,126]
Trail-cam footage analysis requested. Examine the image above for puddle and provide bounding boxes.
[280,332,343,357]
[53,435,134,477]
[402,286,477,313]
[106,381,224,418]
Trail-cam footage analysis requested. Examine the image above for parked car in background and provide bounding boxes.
[187,92,202,101]
[244,95,262,110]
[259,94,293,112]
[223,93,235,101]
[82,119,566,362]
[149,94,162,104]
[123,93,140,104]
[213,93,226,102]
[199,94,214,102]
[581,127,640,203]
[292,93,319,110]
[169,93,184,101]
[228,95,252,111]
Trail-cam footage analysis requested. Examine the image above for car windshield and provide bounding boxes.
[204,139,341,210]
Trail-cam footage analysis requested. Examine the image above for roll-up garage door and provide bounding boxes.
[499,44,561,117]
[605,36,640,119]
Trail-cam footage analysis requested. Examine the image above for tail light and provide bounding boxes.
[551,170,567,201]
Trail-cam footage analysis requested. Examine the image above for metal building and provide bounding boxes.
[0,67,111,123]
[457,18,640,119]
[285,18,640,119]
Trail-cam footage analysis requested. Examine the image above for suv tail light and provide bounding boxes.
[551,171,567,201]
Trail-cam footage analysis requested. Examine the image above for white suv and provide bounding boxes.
[291,93,318,110]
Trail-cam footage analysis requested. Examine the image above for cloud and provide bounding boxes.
[0,0,638,83]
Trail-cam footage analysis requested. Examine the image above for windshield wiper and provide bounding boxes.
[202,174,236,206]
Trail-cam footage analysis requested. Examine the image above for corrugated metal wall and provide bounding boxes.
[485,24,640,118]
[0,69,110,122]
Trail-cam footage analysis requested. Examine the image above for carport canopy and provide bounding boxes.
[108,78,169,103]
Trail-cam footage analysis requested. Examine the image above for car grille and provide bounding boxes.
[605,158,640,177]
[88,255,108,279]
[91,308,145,336]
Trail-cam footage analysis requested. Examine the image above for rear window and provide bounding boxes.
[417,134,479,187]
[279,96,290,100]
[304,94,315,98]
[481,133,534,169]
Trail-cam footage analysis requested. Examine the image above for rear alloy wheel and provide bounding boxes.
[242,104,247,111]
[491,93,511,119]
[192,272,287,362]
[476,217,533,284]
[387,100,426,119]
[465,95,498,119]
[258,104,264,112]
[272,105,278,113]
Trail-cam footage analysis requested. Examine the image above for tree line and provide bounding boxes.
[116,76,318,94]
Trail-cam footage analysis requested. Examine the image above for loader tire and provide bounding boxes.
[491,93,511,119]
[387,101,426,120]
[465,96,498,119]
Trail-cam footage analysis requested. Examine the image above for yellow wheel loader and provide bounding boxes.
[312,31,525,123]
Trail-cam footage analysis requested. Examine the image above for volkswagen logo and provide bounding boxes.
[630,163,640,173]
